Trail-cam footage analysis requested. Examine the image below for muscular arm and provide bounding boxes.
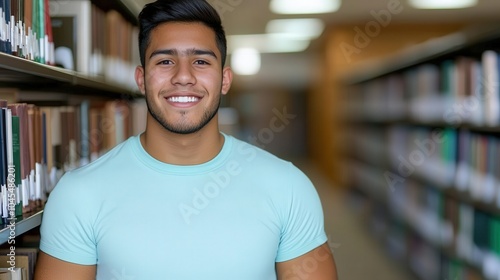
[34,252,96,280]
[276,243,338,280]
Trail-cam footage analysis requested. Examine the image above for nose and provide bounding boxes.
[171,60,196,86]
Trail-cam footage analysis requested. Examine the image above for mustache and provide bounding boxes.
[159,88,207,96]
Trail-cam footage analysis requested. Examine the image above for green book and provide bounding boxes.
[32,0,45,63]
[441,60,455,97]
[473,210,490,251]
[491,217,500,256]
[441,128,457,167]
[11,116,22,216]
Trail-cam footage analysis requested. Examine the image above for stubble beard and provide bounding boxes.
[145,85,221,135]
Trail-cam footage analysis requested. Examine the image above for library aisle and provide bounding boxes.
[295,160,418,280]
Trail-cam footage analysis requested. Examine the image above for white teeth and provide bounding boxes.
[168,96,199,103]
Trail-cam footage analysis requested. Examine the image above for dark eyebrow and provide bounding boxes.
[149,48,218,60]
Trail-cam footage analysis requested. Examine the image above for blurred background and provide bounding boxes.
[125,1,500,279]
[2,0,500,279]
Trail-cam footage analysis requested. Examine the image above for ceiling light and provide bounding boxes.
[408,0,477,9]
[231,48,261,76]
[266,19,325,40]
[227,34,311,54]
[270,0,341,14]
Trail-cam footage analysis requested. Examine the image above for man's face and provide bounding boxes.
[136,22,232,134]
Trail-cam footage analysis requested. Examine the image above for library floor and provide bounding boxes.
[295,160,419,280]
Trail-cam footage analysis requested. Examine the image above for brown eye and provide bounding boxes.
[194,60,210,65]
[158,60,173,65]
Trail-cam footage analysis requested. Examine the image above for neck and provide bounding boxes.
[140,115,225,165]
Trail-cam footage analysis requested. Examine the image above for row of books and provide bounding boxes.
[385,126,500,208]
[344,50,500,127]
[389,179,500,280]
[0,0,54,64]
[346,124,500,209]
[50,0,140,90]
[375,205,485,280]
[0,96,147,221]
[0,0,140,91]
[348,161,500,280]
[398,226,485,280]
[0,247,37,280]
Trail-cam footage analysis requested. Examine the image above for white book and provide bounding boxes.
[469,60,484,125]
[1,185,7,218]
[0,268,22,280]
[50,0,92,74]
[5,109,12,166]
[482,50,500,126]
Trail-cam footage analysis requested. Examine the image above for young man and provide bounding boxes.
[34,0,338,279]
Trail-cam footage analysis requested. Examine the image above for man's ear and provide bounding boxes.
[221,66,233,96]
[135,66,146,95]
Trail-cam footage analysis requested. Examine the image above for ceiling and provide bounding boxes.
[125,0,500,89]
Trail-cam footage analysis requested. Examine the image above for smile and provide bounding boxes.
[167,96,200,103]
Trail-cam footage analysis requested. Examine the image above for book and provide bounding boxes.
[89,106,102,161]
[0,102,9,219]
[455,129,471,192]
[0,1,5,53]
[4,107,17,216]
[0,268,24,280]
[11,0,19,56]
[26,105,36,209]
[66,105,77,170]
[50,15,75,70]
[0,254,30,280]
[90,3,104,76]
[469,59,483,125]
[5,0,13,54]
[32,0,44,63]
[50,0,91,73]
[482,50,500,127]
[8,103,31,213]
[24,0,33,60]
[483,136,496,204]
[0,247,39,280]
[44,0,54,65]
[8,104,23,216]
[19,103,31,212]
[59,106,69,170]
[79,100,90,166]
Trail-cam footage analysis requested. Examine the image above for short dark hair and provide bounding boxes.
[138,0,227,67]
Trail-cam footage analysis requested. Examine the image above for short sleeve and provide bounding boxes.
[275,164,328,262]
[39,172,98,265]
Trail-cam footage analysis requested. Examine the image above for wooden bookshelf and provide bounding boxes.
[342,25,500,86]
[342,25,500,280]
[0,51,141,98]
[0,0,144,250]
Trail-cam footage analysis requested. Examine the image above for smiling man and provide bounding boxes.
[34,0,338,279]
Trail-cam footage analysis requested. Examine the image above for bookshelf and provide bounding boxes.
[342,25,500,280]
[0,51,140,98]
[0,0,144,258]
[0,209,43,244]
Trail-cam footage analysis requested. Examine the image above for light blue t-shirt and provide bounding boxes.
[40,133,327,279]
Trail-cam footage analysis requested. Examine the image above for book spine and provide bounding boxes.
[11,115,22,216]
[4,0,12,54]
[482,51,500,127]
[0,105,7,220]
